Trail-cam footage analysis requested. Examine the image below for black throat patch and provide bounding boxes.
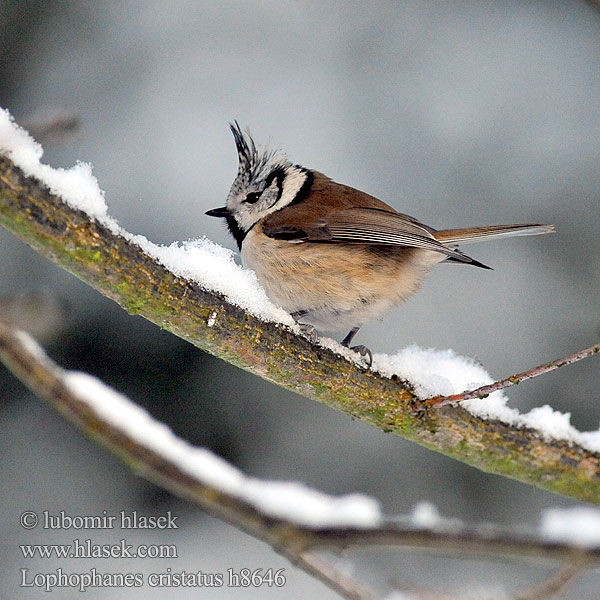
[225,215,248,250]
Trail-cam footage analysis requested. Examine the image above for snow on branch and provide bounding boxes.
[1,107,600,504]
[0,321,598,600]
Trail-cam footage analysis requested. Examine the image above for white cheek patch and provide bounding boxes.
[278,167,307,209]
[237,209,260,233]
[254,167,307,226]
[230,162,308,235]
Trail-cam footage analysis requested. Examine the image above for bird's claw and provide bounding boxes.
[298,323,318,345]
[350,345,373,368]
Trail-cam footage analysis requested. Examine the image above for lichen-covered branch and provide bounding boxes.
[0,321,596,600]
[1,155,600,503]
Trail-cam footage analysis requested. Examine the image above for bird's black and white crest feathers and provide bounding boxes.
[223,122,311,247]
[229,121,292,184]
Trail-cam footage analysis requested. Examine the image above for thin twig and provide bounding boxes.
[426,343,600,408]
[391,557,587,600]
[305,524,600,561]
[293,551,377,600]
[388,580,454,600]
[512,556,587,600]
[23,109,80,145]
[585,0,600,16]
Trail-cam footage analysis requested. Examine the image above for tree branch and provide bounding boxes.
[0,321,596,600]
[1,153,600,504]
[22,108,80,145]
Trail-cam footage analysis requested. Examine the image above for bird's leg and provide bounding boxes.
[291,310,318,345]
[341,327,360,347]
[341,327,373,367]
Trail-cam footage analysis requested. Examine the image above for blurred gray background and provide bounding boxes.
[1,1,599,598]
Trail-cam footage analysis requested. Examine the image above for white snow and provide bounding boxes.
[62,369,381,529]
[0,108,117,229]
[129,234,295,325]
[2,105,599,454]
[541,507,600,548]
[410,501,441,528]
[373,345,499,400]
[13,329,56,365]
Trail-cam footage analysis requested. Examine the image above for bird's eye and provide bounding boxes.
[243,192,261,204]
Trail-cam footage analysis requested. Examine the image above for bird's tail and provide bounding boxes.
[435,223,555,246]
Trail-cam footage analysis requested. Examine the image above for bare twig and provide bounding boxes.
[294,552,377,600]
[0,290,68,342]
[388,582,458,600]
[389,557,587,600]
[585,0,600,16]
[427,343,600,408]
[512,556,587,600]
[23,108,80,145]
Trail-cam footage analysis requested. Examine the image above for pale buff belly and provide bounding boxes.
[241,227,445,332]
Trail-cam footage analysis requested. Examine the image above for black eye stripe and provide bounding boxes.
[265,169,284,208]
[243,170,285,206]
[265,168,285,188]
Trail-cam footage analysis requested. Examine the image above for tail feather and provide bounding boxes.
[435,223,555,246]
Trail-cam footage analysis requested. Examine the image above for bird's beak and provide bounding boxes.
[205,207,232,218]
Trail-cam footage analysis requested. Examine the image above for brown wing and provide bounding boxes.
[261,172,470,262]
[263,206,469,261]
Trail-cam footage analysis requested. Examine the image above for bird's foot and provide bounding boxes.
[349,344,373,368]
[291,311,319,344]
[297,323,318,345]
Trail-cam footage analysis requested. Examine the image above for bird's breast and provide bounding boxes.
[241,224,441,331]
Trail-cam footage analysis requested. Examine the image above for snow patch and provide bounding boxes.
[410,501,441,528]
[541,507,600,548]
[372,345,600,453]
[0,108,117,229]
[63,370,381,529]
[130,235,295,325]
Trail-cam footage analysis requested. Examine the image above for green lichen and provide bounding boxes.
[71,246,103,264]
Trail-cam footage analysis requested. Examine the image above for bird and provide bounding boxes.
[207,123,554,365]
